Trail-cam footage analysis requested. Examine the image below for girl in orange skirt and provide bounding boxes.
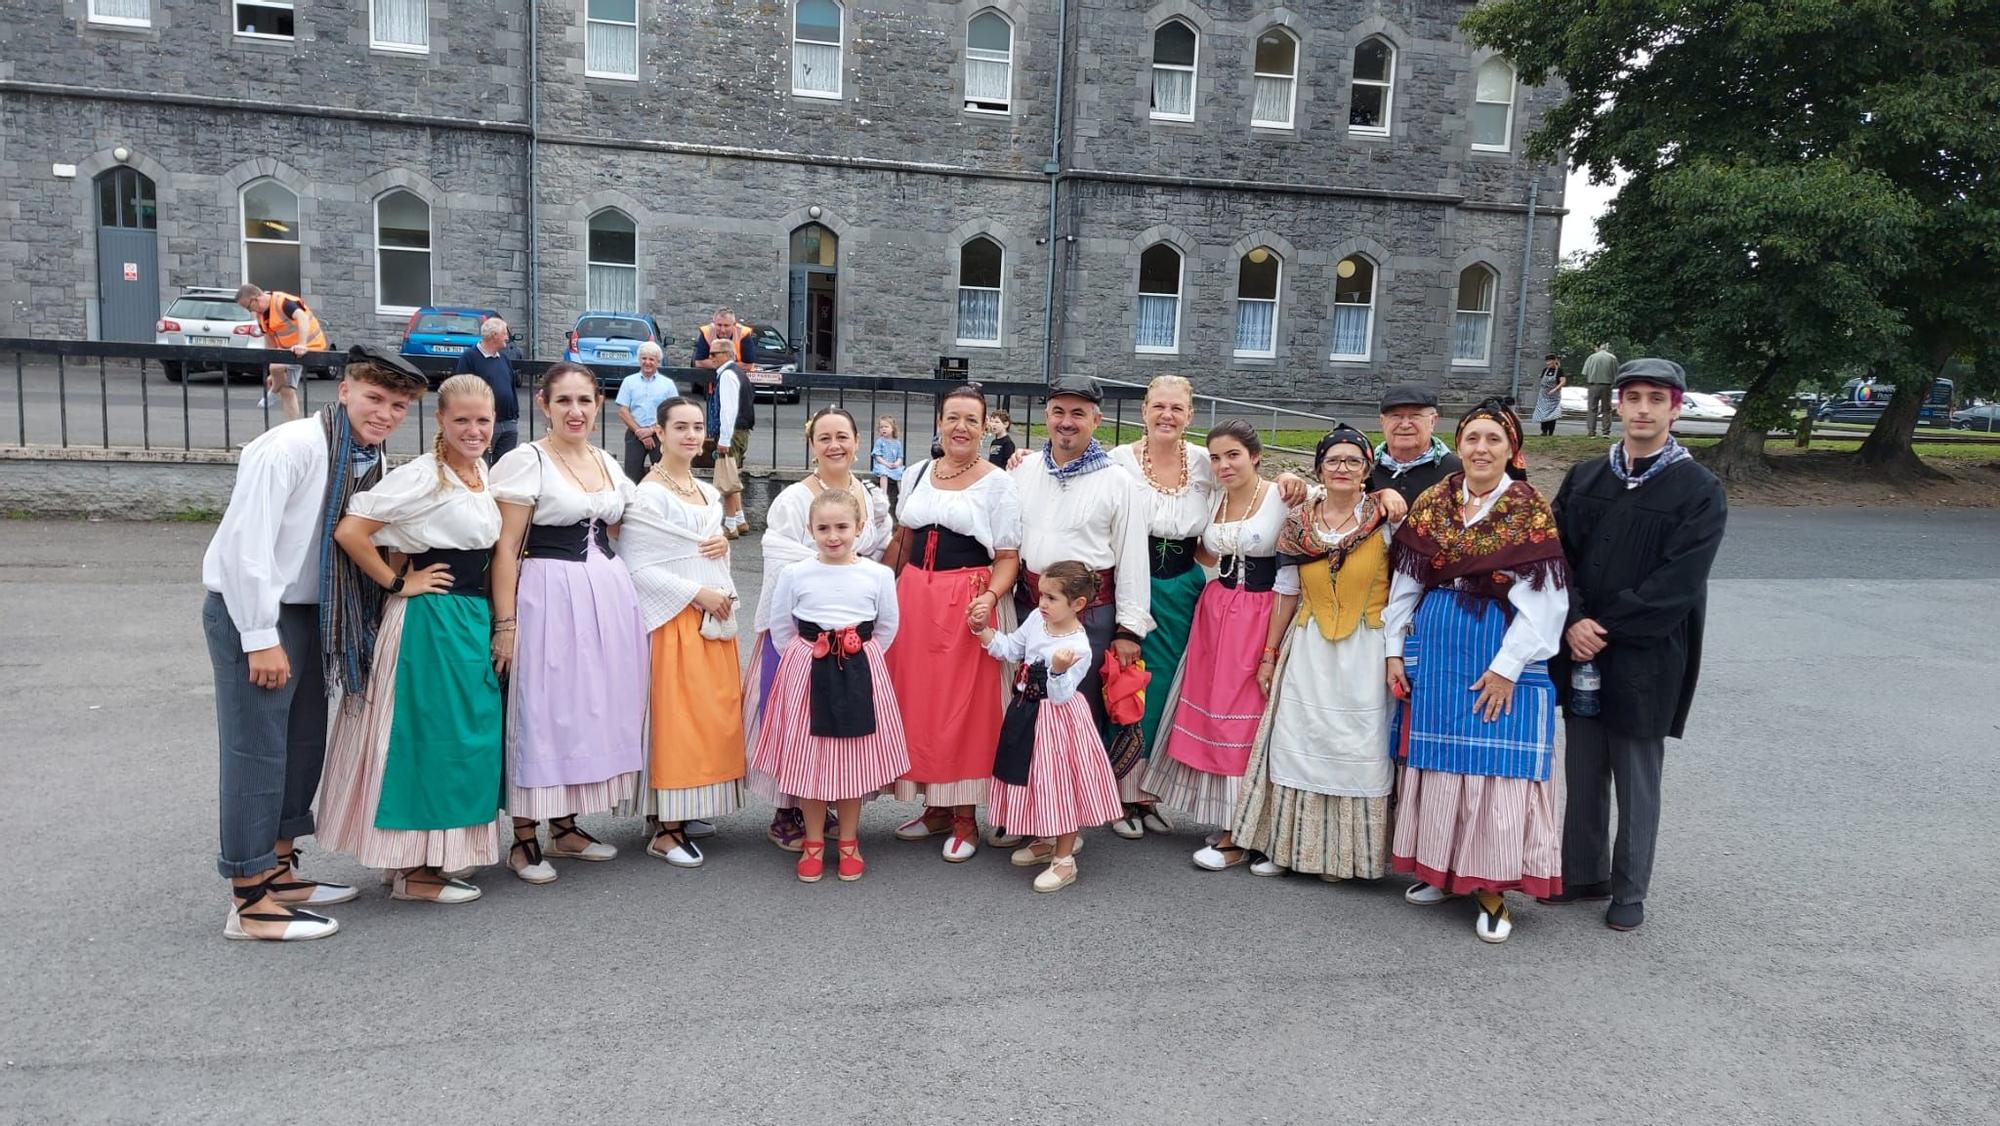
[620,397,746,868]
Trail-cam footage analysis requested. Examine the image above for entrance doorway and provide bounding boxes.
[788,223,838,372]
[95,167,160,341]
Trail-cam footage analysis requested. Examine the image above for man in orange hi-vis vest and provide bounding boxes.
[236,283,329,422]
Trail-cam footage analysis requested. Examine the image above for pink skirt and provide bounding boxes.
[746,637,910,802]
[1157,582,1277,776]
[988,695,1126,838]
[1389,764,1563,898]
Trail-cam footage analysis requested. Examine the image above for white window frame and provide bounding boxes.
[1150,19,1199,123]
[963,11,1014,115]
[233,0,295,40]
[1250,27,1298,130]
[586,209,640,311]
[87,0,150,28]
[1471,59,1517,152]
[955,238,1005,348]
[792,0,844,100]
[1452,265,1497,367]
[585,0,640,80]
[373,190,432,317]
[1328,255,1376,362]
[1348,37,1394,137]
[1233,250,1281,360]
[370,0,429,54]
[239,178,302,294]
[1135,245,1184,355]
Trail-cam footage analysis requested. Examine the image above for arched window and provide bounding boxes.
[965,11,1013,114]
[1330,255,1376,361]
[1349,37,1394,135]
[1150,19,1198,121]
[956,237,1004,345]
[1251,27,1297,129]
[374,190,431,314]
[1471,58,1516,151]
[1234,247,1281,358]
[586,0,639,79]
[1135,243,1183,353]
[241,178,301,295]
[587,208,638,310]
[1453,264,1497,365]
[793,0,843,98]
[97,167,157,231]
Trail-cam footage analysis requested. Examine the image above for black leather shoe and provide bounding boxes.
[1536,880,1613,905]
[1605,901,1645,931]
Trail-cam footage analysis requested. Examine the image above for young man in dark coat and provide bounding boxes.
[1546,358,1728,932]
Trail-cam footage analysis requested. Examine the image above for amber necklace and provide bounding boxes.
[1138,439,1190,496]
[932,454,979,483]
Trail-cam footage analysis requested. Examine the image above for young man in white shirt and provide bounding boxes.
[200,345,429,941]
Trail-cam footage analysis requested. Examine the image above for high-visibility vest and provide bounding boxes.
[699,322,753,364]
[258,291,329,353]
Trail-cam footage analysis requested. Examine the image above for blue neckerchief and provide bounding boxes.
[1376,436,1451,475]
[1609,437,1691,489]
[1042,438,1109,487]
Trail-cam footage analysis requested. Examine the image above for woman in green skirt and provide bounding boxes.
[319,375,507,904]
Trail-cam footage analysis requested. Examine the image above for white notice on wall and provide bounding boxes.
[123,263,139,282]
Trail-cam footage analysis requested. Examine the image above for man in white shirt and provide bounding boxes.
[200,345,429,942]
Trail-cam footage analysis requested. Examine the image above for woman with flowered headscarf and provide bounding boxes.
[1229,425,1396,881]
[1383,400,1569,944]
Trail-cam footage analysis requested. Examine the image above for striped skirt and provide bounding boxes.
[746,637,910,802]
[1390,764,1564,898]
[1139,754,1240,828]
[988,694,1126,838]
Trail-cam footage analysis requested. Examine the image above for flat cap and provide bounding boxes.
[1045,374,1102,403]
[344,343,428,386]
[1613,358,1688,392]
[1378,383,1439,410]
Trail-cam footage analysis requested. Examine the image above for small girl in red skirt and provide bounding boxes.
[748,489,909,882]
[971,560,1125,892]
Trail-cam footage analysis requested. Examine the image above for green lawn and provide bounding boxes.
[1024,425,2000,462]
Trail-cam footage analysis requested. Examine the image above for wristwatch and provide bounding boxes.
[386,573,406,594]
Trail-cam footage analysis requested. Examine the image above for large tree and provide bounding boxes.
[1467,0,2000,478]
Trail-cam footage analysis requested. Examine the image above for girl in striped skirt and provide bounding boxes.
[747,488,909,883]
[972,561,1126,893]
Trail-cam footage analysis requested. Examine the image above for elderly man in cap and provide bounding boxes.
[200,344,431,942]
[1546,358,1728,932]
[1369,383,1464,505]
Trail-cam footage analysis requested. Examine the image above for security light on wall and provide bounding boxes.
[113,147,131,163]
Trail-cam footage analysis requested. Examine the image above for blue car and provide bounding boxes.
[399,306,505,361]
[564,311,674,387]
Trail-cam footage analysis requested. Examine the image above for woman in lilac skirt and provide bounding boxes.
[489,362,649,884]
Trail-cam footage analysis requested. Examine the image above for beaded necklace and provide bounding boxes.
[1137,439,1191,497]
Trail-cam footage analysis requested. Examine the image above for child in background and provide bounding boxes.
[871,416,905,512]
[986,409,1018,469]
[747,488,908,882]
[971,560,1124,892]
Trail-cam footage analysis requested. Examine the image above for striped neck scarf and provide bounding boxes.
[1610,436,1691,489]
[1042,438,1109,487]
[316,405,387,698]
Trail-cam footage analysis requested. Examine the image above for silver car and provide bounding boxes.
[155,286,263,383]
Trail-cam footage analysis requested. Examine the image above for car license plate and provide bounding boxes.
[192,336,231,345]
[598,349,629,360]
[431,345,458,354]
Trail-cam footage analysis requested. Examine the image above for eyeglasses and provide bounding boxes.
[1320,457,1368,471]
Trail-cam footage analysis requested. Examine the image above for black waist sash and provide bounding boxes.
[797,619,877,738]
[905,524,993,572]
[523,519,612,561]
[993,661,1049,786]
[405,548,491,596]
[1217,554,1279,592]
[1149,536,1201,579]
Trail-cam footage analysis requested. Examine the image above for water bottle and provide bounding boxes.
[1570,661,1602,718]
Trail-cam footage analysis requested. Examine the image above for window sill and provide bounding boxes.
[1134,346,1180,356]
[585,70,640,82]
[371,41,431,55]
[1250,121,1295,133]
[1328,354,1372,365]
[1231,355,1279,368]
[963,106,1012,117]
[233,31,296,43]
[1450,358,1491,368]
[86,16,153,30]
[792,89,844,101]
[1348,128,1391,141]
[1149,113,1197,125]
[377,306,421,318]
[954,339,1003,349]
[1469,144,1512,156]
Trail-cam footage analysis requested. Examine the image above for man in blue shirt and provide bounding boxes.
[452,318,521,463]
[615,341,678,482]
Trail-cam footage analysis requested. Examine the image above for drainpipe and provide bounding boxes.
[1506,169,1541,405]
[525,0,540,355]
[1039,0,1071,383]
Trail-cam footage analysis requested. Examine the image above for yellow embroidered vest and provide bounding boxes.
[1292,530,1390,642]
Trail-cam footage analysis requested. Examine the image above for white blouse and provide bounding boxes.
[489,441,631,526]
[346,453,501,553]
[1109,440,1219,540]
[981,609,1091,705]
[894,460,1024,553]
[619,478,735,632]
[751,476,895,634]
[1381,481,1568,681]
[767,557,901,653]
[1203,483,1300,596]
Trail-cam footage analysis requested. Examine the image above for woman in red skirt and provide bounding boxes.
[882,385,1023,863]
[747,488,909,882]
[972,561,1125,893]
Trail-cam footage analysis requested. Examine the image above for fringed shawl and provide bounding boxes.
[1391,474,1567,607]
[1277,493,1385,574]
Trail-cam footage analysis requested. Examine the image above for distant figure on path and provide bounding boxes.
[1580,343,1619,438]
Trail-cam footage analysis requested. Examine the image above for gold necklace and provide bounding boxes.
[658,468,703,501]
[1138,439,1190,496]
[932,454,979,482]
[549,440,608,492]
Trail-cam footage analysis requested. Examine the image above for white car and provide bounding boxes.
[155,286,263,383]
[1560,384,1735,421]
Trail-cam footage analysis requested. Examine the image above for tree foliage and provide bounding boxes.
[1465,0,2000,477]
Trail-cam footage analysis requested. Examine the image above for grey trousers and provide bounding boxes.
[1585,383,1615,436]
[202,593,328,878]
[1561,716,1666,905]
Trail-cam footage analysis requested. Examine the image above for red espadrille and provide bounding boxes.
[836,839,865,882]
[796,841,826,883]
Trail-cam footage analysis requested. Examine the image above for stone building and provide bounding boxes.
[1,0,1565,405]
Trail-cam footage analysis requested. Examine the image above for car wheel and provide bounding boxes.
[161,361,185,383]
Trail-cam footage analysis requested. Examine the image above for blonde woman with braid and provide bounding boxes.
[319,375,506,904]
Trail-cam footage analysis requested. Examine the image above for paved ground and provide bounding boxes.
[1,508,1995,1124]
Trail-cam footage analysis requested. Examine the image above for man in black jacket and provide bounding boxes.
[1547,358,1728,933]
